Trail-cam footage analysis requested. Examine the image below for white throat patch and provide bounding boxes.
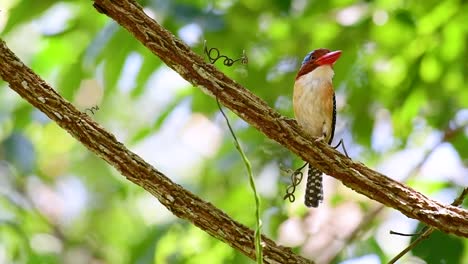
[296,65,335,89]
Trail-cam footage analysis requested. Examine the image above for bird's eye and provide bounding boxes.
[301,52,315,66]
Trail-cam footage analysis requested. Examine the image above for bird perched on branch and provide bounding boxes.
[293,49,342,207]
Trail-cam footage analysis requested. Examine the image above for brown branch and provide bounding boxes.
[388,187,468,264]
[331,122,464,261]
[0,40,311,263]
[90,0,468,237]
[1,1,467,263]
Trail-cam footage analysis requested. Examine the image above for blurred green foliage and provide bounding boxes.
[0,0,467,263]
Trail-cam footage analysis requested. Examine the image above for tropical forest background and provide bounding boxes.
[0,0,467,263]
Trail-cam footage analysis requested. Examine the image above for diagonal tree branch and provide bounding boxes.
[388,187,468,264]
[91,0,468,237]
[329,121,468,262]
[1,2,467,263]
[0,40,311,263]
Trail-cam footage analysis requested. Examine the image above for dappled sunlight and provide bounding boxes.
[1,0,467,263]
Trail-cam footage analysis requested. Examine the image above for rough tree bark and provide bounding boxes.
[0,0,467,263]
[90,0,468,236]
[0,40,311,264]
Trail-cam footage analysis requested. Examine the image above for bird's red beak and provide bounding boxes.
[316,50,342,66]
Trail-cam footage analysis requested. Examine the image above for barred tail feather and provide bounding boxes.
[304,165,323,207]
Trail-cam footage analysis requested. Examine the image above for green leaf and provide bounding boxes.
[3,1,56,34]
[412,228,463,264]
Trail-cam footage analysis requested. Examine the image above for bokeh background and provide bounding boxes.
[0,0,467,263]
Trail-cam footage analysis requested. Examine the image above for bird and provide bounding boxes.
[293,48,342,207]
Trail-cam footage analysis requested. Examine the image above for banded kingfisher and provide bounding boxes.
[293,49,342,207]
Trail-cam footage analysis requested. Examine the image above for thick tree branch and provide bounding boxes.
[91,0,468,237]
[0,40,311,263]
[389,187,468,264]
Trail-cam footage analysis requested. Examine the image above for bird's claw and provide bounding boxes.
[315,135,325,142]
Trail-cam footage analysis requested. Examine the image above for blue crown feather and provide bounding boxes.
[301,52,313,66]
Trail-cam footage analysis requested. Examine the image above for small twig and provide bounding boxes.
[330,121,468,262]
[203,42,262,263]
[452,187,468,206]
[217,99,263,264]
[388,187,468,264]
[389,230,422,237]
[387,227,432,264]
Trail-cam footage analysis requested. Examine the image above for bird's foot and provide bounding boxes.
[315,135,326,142]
